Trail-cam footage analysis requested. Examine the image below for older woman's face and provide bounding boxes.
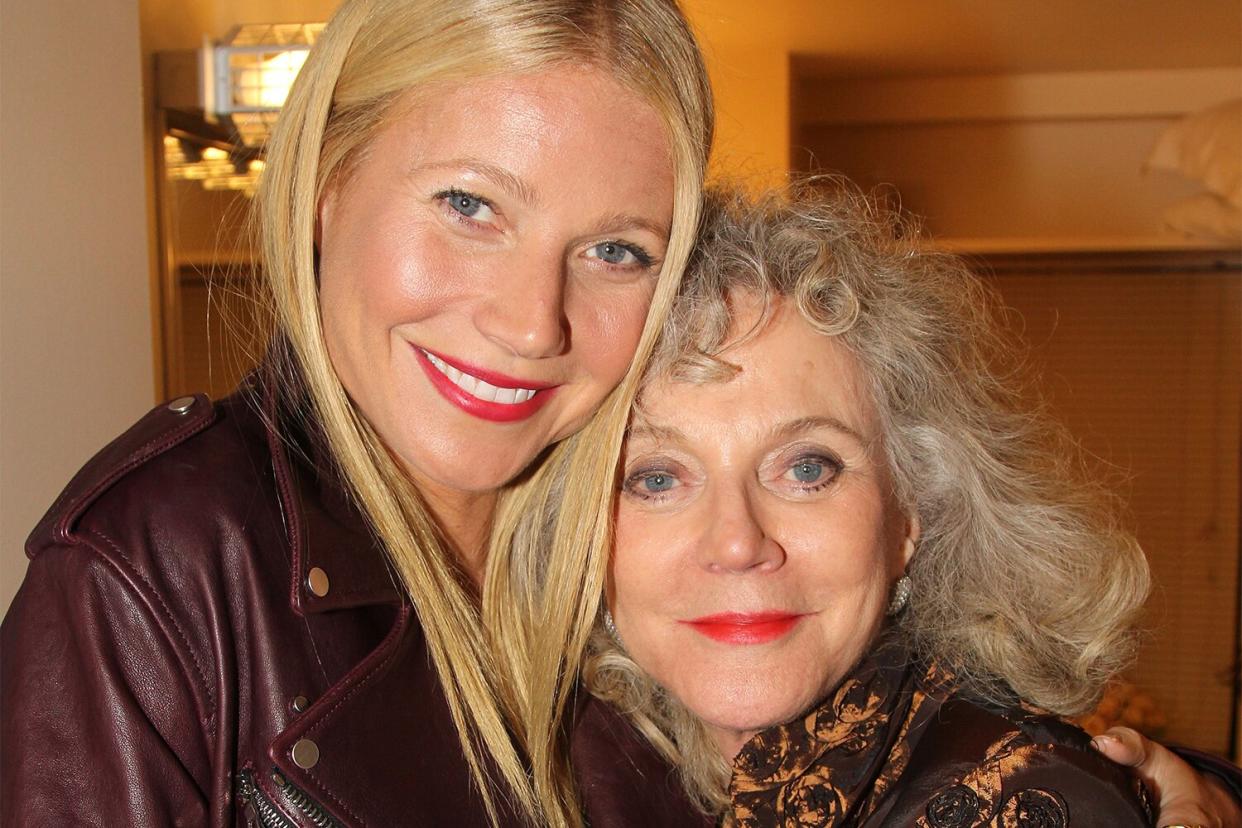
[611,298,916,757]
[317,66,674,506]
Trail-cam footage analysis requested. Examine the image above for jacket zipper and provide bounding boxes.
[237,768,344,828]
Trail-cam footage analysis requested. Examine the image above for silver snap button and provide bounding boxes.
[306,567,330,598]
[291,738,320,769]
[291,695,309,714]
[167,396,196,414]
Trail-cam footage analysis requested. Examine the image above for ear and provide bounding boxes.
[315,178,339,249]
[901,513,921,568]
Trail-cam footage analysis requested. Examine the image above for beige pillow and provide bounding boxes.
[1162,192,1242,243]
[1147,98,1242,208]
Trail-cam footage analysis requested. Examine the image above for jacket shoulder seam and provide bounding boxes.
[31,396,217,557]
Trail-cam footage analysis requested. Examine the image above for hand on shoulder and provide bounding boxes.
[1092,726,1240,828]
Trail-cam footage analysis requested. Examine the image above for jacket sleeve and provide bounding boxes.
[2,540,214,826]
[882,737,1155,827]
[1170,745,1242,805]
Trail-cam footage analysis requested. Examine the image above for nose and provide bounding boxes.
[472,246,568,360]
[699,484,785,574]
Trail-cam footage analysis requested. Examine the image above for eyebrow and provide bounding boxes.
[410,158,539,207]
[586,212,671,242]
[771,415,866,446]
[626,415,866,448]
[625,421,684,446]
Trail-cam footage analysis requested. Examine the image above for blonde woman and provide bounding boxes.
[1,1,711,825]
[592,185,1242,826]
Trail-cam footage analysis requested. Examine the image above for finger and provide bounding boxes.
[1153,805,1216,828]
[1091,726,1149,769]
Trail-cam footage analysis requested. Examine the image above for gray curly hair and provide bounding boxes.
[584,180,1151,813]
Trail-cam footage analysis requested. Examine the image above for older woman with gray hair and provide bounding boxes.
[589,183,1238,826]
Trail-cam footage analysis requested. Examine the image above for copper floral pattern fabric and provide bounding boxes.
[728,643,1153,827]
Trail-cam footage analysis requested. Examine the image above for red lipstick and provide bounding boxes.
[681,612,805,645]
[413,345,557,423]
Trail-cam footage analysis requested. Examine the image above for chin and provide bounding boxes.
[685,677,816,740]
[414,454,531,494]
[390,417,551,493]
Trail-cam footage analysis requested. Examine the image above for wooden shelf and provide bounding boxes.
[933,234,1238,255]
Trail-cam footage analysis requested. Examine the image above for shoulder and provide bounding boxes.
[26,391,280,565]
[9,388,293,702]
[16,390,293,651]
[570,696,712,828]
[885,694,1154,827]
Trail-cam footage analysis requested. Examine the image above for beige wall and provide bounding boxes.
[1,0,154,612]
[684,1,791,186]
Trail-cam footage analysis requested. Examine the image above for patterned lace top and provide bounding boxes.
[728,642,1153,827]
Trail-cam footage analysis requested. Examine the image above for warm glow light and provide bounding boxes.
[164,139,263,197]
[231,49,309,109]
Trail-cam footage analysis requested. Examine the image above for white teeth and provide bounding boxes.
[422,350,539,406]
[476,380,500,402]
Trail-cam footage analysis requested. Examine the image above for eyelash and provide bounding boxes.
[591,241,656,270]
[621,464,680,503]
[782,452,844,493]
[433,187,496,228]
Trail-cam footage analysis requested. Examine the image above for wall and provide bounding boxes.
[990,254,1240,755]
[1,0,154,612]
[139,0,345,398]
[683,1,790,187]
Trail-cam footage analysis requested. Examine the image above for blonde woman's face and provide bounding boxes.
[317,66,674,510]
[610,298,917,758]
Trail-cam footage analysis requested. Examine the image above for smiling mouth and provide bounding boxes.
[413,346,556,423]
[420,349,540,404]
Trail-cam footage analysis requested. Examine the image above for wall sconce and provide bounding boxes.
[204,23,324,147]
[156,23,323,192]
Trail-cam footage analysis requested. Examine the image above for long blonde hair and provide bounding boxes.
[254,1,713,824]
[586,182,1151,812]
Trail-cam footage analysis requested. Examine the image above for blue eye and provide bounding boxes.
[622,466,680,501]
[445,190,484,217]
[642,472,676,493]
[782,453,842,491]
[791,461,824,483]
[436,188,496,223]
[587,241,653,268]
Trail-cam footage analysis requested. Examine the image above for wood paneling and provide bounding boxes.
[980,251,1240,755]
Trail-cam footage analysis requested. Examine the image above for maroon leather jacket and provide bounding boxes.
[1,387,708,827]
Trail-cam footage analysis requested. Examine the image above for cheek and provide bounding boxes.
[569,282,656,381]
[321,226,476,344]
[389,223,475,303]
[610,513,680,630]
[316,253,360,378]
[791,512,895,648]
